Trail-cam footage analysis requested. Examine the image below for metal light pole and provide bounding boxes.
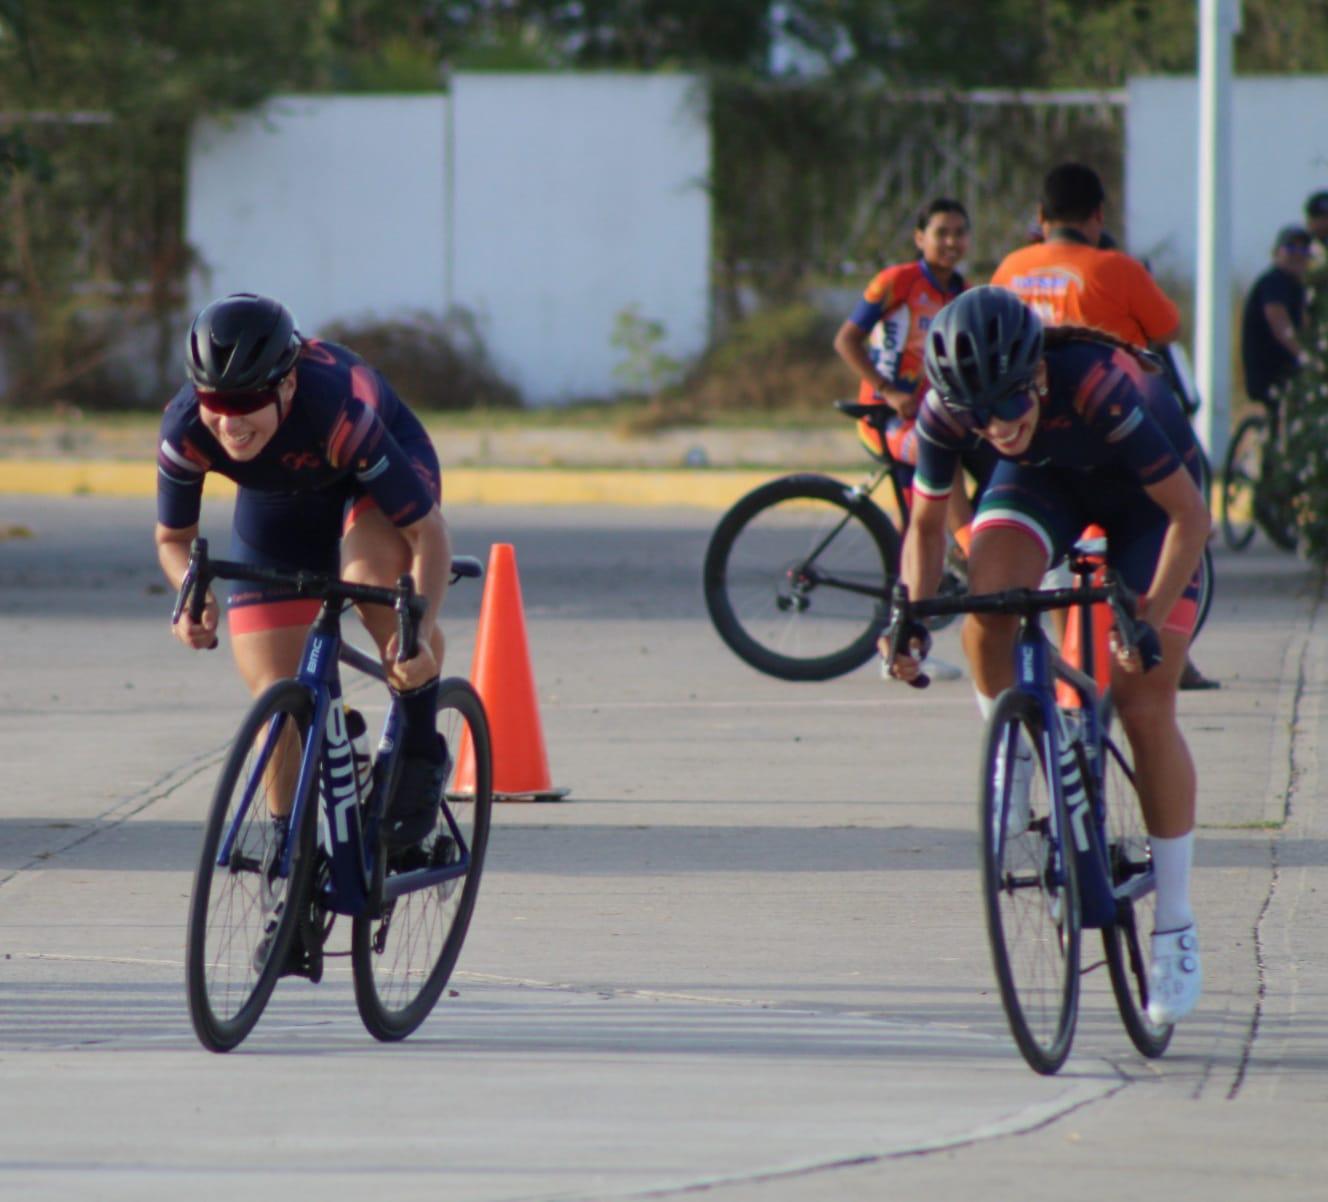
[1195,0,1242,464]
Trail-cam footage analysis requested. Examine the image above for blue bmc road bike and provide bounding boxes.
[174,538,493,1052]
[886,558,1172,1074]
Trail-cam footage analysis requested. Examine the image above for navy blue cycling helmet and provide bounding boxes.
[186,293,301,392]
[924,286,1044,424]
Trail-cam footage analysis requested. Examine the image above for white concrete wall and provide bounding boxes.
[449,73,710,404]
[1126,75,1328,290]
[186,76,711,404]
[187,96,449,332]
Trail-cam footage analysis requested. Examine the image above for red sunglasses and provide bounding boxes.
[196,385,281,416]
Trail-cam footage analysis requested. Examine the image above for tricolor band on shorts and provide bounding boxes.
[972,469,1203,638]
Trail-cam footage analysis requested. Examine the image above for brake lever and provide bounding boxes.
[393,574,425,663]
[1103,571,1162,673]
[171,537,219,650]
[884,581,931,690]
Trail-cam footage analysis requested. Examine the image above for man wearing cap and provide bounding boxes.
[1241,225,1313,409]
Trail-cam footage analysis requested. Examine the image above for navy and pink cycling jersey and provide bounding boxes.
[912,339,1197,502]
[156,338,438,531]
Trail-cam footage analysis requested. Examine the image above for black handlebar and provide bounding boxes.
[171,536,436,665]
[883,571,1161,690]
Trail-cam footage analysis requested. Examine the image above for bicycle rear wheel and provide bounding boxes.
[980,691,1081,1074]
[186,680,317,1052]
[1220,414,1264,551]
[1099,724,1173,1058]
[702,474,900,681]
[352,678,493,1041]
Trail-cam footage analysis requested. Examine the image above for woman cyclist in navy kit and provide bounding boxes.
[886,286,1210,1026]
[155,293,453,853]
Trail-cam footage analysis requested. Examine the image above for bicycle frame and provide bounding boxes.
[217,604,473,920]
[893,571,1156,932]
[1011,617,1119,929]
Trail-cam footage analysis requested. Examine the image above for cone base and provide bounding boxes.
[448,787,571,804]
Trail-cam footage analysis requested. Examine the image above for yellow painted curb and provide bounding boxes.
[0,460,896,515]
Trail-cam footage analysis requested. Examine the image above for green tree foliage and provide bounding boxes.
[0,1,327,404]
[3,0,1328,407]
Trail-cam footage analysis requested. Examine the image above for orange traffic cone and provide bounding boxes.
[1057,525,1112,709]
[451,543,568,802]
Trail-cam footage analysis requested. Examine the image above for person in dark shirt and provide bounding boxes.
[155,293,454,853]
[1241,226,1312,408]
[886,287,1210,1026]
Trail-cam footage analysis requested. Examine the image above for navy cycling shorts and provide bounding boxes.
[971,461,1203,636]
[226,435,440,635]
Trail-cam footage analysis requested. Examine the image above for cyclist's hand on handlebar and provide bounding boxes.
[172,589,219,651]
[384,630,439,692]
[878,622,932,685]
[1109,616,1162,674]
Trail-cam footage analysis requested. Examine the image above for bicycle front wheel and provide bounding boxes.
[1098,719,1173,1058]
[352,678,493,1041]
[1220,414,1266,551]
[980,691,1081,1074]
[186,680,317,1052]
[702,474,900,681]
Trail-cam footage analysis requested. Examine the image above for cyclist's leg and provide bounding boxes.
[1106,506,1202,1021]
[961,465,1080,699]
[340,501,446,675]
[340,434,447,674]
[1104,504,1199,843]
[224,488,342,815]
[340,445,453,849]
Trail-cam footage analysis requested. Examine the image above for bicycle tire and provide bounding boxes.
[1220,415,1266,551]
[702,473,901,681]
[980,690,1081,1074]
[1097,707,1173,1058]
[1192,543,1215,642]
[186,680,317,1052]
[352,677,493,1041]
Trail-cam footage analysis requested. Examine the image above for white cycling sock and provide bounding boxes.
[1151,831,1196,932]
[975,690,995,721]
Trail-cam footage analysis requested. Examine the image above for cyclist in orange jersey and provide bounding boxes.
[834,198,982,556]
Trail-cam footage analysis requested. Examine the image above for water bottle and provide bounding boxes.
[344,706,373,800]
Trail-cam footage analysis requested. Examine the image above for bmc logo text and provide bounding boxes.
[323,704,361,844]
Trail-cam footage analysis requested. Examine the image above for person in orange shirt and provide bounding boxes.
[992,163,1216,690]
[992,162,1180,350]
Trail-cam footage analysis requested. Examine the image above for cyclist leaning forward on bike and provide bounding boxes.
[886,286,1211,1025]
[154,293,454,853]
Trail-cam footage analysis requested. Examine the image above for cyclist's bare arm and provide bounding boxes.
[832,321,918,418]
[1136,466,1210,638]
[155,521,219,649]
[1262,300,1308,362]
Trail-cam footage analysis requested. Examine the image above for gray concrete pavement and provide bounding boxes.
[0,496,1324,1200]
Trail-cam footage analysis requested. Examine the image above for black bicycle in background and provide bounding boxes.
[1220,400,1298,552]
[702,401,969,682]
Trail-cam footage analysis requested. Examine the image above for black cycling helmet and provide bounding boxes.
[185,293,301,393]
[924,286,1044,425]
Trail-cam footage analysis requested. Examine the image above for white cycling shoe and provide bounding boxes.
[1147,924,1202,1025]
